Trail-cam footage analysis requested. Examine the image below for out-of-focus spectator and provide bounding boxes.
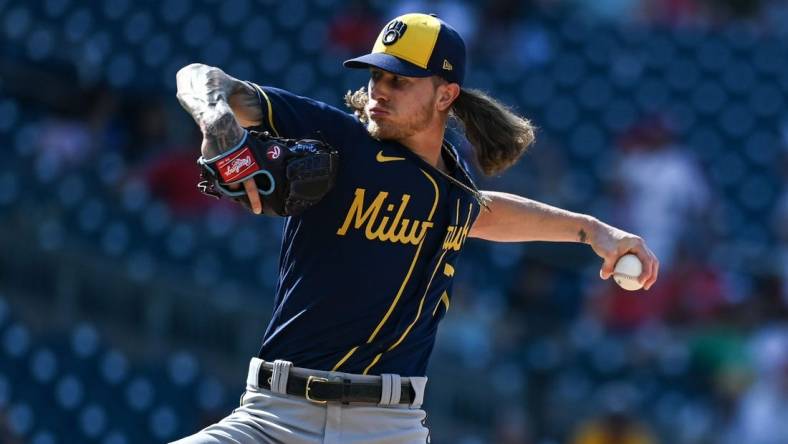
[36,117,93,168]
[722,326,788,444]
[588,245,728,330]
[572,413,657,444]
[774,140,788,305]
[571,383,658,444]
[124,98,238,216]
[492,135,570,208]
[493,404,533,444]
[33,87,122,175]
[614,117,710,268]
[387,0,478,48]
[649,245,728,325]
[565,0,643,23]
[125,99,171,164]
[697,0,763,22]
[327,1,383,55]
[570,0,763,25]
[638,0,704,26]
[434,284,495,370]
[760,0,788,35]
[139,146,212,216]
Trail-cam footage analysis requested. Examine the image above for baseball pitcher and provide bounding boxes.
[173,13,659,444]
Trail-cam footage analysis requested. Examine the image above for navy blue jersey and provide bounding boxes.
[249,85,481,377]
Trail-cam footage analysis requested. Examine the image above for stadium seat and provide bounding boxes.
[55,374,85,410]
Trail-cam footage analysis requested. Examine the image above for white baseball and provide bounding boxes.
[613,254,643,291]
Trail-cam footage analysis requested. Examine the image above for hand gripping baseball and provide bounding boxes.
[589,221,660,290]
[176,64,264,213]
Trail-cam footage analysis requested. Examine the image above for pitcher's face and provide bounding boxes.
[364,68,439,141]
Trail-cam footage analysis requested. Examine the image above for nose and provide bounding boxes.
[369,78,388,104]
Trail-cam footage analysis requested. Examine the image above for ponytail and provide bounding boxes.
[450,88,535,176]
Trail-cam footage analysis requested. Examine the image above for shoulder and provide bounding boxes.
[252,85,369,144]
[263,87,358,123]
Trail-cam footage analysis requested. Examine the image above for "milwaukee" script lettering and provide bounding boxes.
[442,224,470,251]
[336,188,433,245]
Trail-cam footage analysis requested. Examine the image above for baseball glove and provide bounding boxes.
[197,129,339,216]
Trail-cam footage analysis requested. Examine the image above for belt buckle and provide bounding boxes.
[305,376,329,404]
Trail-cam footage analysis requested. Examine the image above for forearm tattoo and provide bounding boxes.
[200,104,245,158]
[578,228,587,243]
[175,64,250,158]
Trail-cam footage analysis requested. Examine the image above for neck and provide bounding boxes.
[398,121,448,173]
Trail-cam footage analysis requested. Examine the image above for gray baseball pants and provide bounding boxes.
[171,358,430,444]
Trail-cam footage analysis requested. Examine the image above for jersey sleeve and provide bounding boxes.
[247,82,363,153]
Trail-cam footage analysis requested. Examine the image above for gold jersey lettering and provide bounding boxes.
[442,225,469,251]
[442,202,474,251]
[337,188,433,245]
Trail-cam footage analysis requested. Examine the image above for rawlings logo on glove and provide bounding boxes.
[217,148,258,182]
[197,130,339,217]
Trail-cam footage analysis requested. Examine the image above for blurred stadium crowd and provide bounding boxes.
[1,0,788,443]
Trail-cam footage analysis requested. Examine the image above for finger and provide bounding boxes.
[646,256,660,290]
[627,244,652,282]
[638,247,657,290]
[641,245,658,288]
[629,244,652,268]
[640,255,654,288]
[619,238,640,254]
[600,256,616,280]
[243,179,262,214]
[634,249,651,283]
[226,182,255,213]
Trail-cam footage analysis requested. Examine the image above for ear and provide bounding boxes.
[435,83,460,112]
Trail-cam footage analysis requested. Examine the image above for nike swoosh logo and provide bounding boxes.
[376,150,405,163]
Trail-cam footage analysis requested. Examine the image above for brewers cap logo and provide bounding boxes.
[382,20,407,46]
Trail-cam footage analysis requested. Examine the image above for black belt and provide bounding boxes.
[257,366,414,405]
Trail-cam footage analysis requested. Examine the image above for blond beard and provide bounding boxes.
[365,100,435,141]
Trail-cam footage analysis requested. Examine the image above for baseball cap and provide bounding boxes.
[343,13,466,86]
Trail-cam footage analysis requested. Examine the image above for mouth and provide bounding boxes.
[368,107,389,117]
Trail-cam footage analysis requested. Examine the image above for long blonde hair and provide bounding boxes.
[344,85,535,176]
